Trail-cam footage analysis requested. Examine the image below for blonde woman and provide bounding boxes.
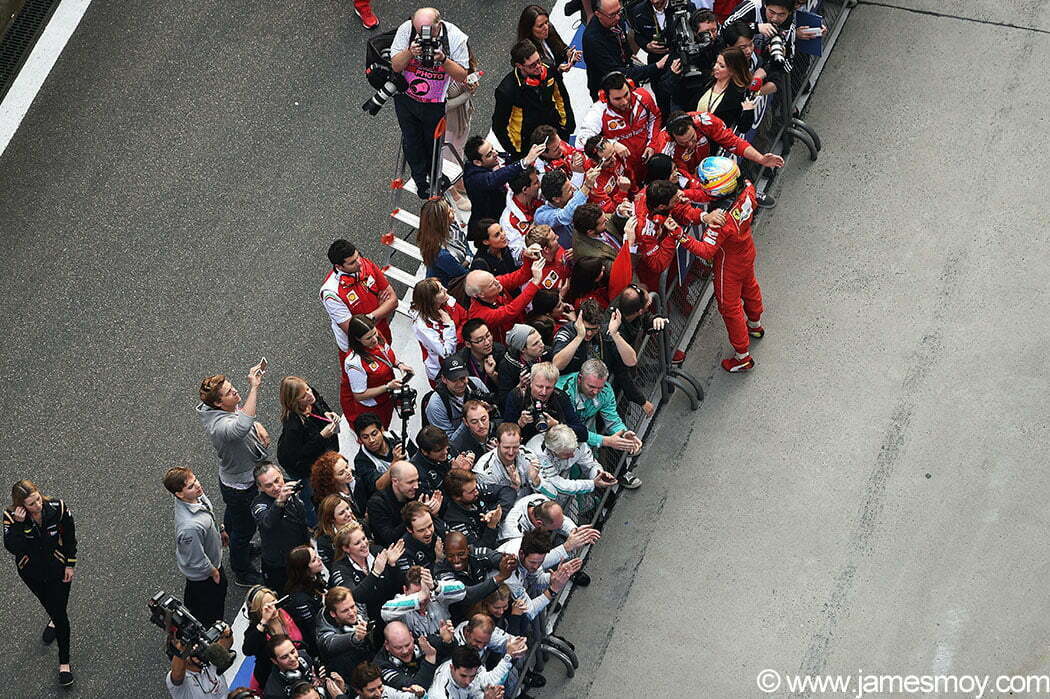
[3,480,77,687]
[240,585,304,690]
[276,376,340,527]
[328,522,404,614]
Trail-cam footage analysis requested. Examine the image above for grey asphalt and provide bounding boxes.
[539,2,1050,697]
[0,0,546,696]
[3,1,1047,699]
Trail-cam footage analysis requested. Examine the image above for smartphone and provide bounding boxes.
[259,357,268,373]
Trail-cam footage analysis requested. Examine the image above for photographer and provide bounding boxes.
[502,362,588,445]
[535,426,618,522]
[166,625,233,698]
[196,363,268,587]
[389,8,470,199]
[582,0,668,101]
[423,356,493,437]
[557,360,644,488]
[163,467,227,628]
[661,7,723,109]
[277,377,341,528]
[252,463,311,594]
[342,315,415,430]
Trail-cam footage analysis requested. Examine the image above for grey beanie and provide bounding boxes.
[506,323,535,353]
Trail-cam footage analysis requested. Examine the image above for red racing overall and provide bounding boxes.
[675,182,763,354]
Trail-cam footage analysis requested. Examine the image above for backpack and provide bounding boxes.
[364,29,405,91]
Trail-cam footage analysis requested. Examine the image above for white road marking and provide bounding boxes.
[0,0,92,156]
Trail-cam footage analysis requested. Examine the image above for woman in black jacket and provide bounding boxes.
[3,480,77,687]
[468,218,519,278]
[518,4,580,132]
[328,523,403,622]
[691,47,756,133]
[277,376,341,527]
[283,545,326,656]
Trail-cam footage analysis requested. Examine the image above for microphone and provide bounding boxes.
[746,76,764,100]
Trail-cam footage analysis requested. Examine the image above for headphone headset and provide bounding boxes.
[665,113,695,134]
[244,585,275,624]
[523,63,549,87]
[597,70,636,102]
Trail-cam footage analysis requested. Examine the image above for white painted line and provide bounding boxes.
[0,0,92,156]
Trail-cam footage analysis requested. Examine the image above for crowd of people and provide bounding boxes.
[2,0,826,696]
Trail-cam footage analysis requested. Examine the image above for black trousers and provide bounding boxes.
[262,561,288,596]
[393,93,446,190]
[184,567,228,628]
[218,482,259,578]
[20,572,72,664]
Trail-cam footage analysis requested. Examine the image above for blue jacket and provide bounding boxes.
[464,157,525,229]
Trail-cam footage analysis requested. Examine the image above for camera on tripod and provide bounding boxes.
[390,383,418,419]
[148,591,237,672]
[667,0,714,79]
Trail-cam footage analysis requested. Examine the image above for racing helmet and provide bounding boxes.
[696,156,740,197]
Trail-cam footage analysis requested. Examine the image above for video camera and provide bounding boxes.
[148,591,237,673]
[667,0,714,79]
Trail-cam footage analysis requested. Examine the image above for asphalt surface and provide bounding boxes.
[3,1,1047,699]
[0,0,560,695]
[538,1,1050,697]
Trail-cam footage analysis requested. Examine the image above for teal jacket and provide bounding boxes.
[556,372,627,449]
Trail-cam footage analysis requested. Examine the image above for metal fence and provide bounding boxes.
[512,1,857,692]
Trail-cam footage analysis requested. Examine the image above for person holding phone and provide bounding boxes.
[197,362,270,587]
[3,480,77,687]
[492,40,576,161]
[277,377,340,529]
[342,315,414,430]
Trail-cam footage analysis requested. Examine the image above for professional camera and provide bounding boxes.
[148,591,237,672]
[530,400,550,433]
[765,34,793,72]
[416,24,441,69]
[390,383,419,419]
[362,29,409,116]
[667,0,713,79]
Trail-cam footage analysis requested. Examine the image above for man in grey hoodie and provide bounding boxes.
[163,466,227,627]
[196,362,269,586]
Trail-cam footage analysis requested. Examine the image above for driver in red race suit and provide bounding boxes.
[652,110,784,195]
[668,156,765,373]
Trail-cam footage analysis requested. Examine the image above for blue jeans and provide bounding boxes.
[218,481,259,578]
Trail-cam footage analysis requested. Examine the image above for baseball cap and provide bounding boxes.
[440,355,468,380]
